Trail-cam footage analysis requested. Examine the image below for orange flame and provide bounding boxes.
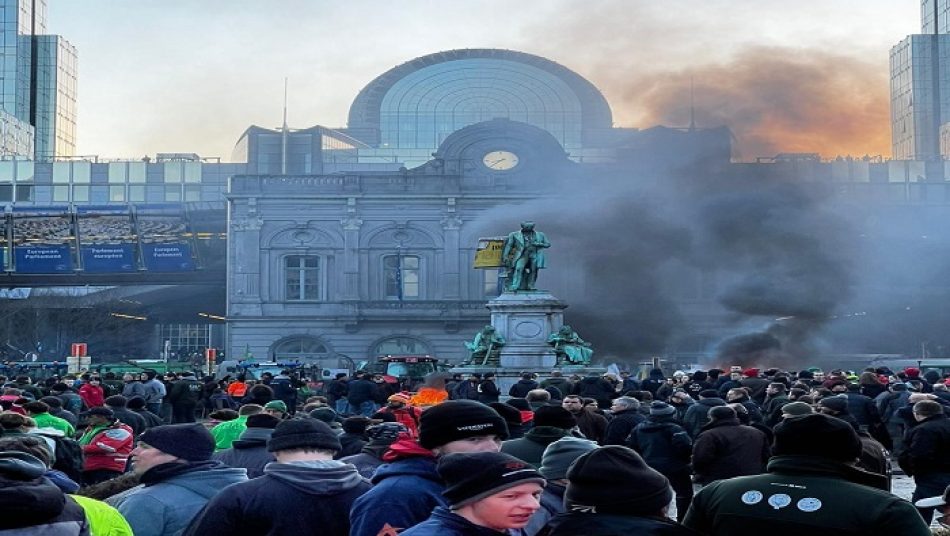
[410,387,448,407]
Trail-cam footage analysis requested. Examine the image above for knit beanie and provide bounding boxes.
[309,407,338,423]
[87,407,114,419]
[264,400,288,413]
[649,401,675,417]
[781,401,815,417]
[488,402,522,427]
[366,422,408,442]
[818,394,849,414]
[104,395,127,408]
[439,451,545,508]
[773,413,861,462]
[139,423,215,461]
[506,398,531,412]
[418,400,508,450]
[267,418,342,453]
[126,396,146,410]
[245,413,281,429]
[533,406,577,430]
[539,436,599,480]
[565,446,672,515]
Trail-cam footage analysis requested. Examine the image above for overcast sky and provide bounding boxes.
[49,1,919,160]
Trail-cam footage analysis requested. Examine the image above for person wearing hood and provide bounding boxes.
[682,390,726,438]
[114,423,248,536]
[212,413,279,478]
[341,422,408,478]
[627,401,693,521]
[502,406,577,466]
[683,413,931,536]
[184,418,371,536]
[349,400,509,536]
[0,449,91,535]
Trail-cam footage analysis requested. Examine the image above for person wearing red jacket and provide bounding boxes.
[377,393,423,437]
[78,377,106,409]
[78,407,133,485]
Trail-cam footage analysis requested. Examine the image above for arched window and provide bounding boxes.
[271,337,329,361]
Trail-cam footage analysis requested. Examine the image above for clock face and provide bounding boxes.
[482,150,520,171]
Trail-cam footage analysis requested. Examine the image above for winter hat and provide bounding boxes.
[86,407,114,419]
[342,416,371,435]
[649,401,676,416]
[488,402,522,427]
[506,398,531,412]
[51,383,71,392]
[126,396,147,410]
[743,368,760,378]
[904,367,921,379]
[267,418,342,453]
[565,446,672,515]
[539,436,599,480]
[139,423,215,461]
[366,422,408,442]
[698,389,719,399]
[533,406,577,430]
[818,394,849,414]
[245,413,281,429]
[781,401,815,417]
[387,393,410,405]
[692,371,708,382]
[104,395,127,408]
[264,400,288,413]
[39,396,62,409]
[418,400,508,450]
[773,413,861,462]
[439,451,545,508]
[708,406,736,421]
[309,407,338,423]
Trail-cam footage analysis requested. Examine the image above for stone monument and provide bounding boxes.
[456,222,604,393]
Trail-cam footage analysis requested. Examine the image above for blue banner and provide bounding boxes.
[81,244,135,273]
[142,243,194,272]
[15,245,72,273]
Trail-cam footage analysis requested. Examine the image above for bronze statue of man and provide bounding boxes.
[501,221,550,292]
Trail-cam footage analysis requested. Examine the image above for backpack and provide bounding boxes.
[49,434,84,483]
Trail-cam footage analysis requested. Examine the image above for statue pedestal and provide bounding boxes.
[453,290,565,393]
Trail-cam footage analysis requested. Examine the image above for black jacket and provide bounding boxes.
[184,460,371,536]
[169,378,202,406]
[500,426,572,467]
[540,512,700,536]
[346,379,378,406]
[211,428,276,479]
[110,406,148,437]
[0,452,91,535]
[627,415,692,474]
[509,379,539,398]
[604,408,645,446]
[844,391,880,427]
[899,413,950,476]
[691,417,769,485]
[476,379,500,403]
[132,407,164,429]
[573,377,615,407]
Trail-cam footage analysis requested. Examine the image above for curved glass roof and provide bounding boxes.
[348,49,612,150]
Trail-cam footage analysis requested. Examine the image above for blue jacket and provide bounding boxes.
[401,507,507,536]
[349,456,446,536]
[114,461,247,536]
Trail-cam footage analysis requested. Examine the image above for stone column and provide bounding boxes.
[341,197,362,301]
[441,197,462,299]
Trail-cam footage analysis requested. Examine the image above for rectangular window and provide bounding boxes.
[129,185,145,202]
[384,254,420,299]
[184,184,200,202]
[164,163,183,183]
[0,183,11,202]
[53,185,69,202]
[72,185,89,202]
[109,185,125,202]
[164,184,181,202]
[107,162,127,183]
[285,255,320,301]
[128,162,146,183]
[15,184,33,202]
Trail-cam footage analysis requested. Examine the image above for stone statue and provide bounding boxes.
[464,325,506,366]
[502,221,550,292]
[548,325,594,365]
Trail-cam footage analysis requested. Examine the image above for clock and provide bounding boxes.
[482,150,520,171]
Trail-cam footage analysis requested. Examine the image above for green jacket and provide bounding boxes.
[71,495,134,536]
[211,416,248,451]
[683,455,931,536]
[33,411,75,437]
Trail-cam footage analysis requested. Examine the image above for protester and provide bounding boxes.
[0,450,91,534]
[127,395,163,429]
[561,394,607,444]
[399,451,544,536]
[477,371,501,403]
[114,423,248,536]
[22,400,74,436]
[184,418,370,535]
[168,372,202,423]
[377,392,423,437]
[539,446,697,536]
[509,372,540,398]
[682,389,726,437]
[40,395,79,429]
[604,396,645,445]
[79,407,134,485]
[540,370,574,394]
[121,373,147,400]
[104,395,147,437]
[141,371,167,417]
[211,403,262,451]
[340,422,408,478]
[349,400,508,536]
[346,372,379,417]
[79,377,106,409]
[502,405,577,466]
[627,401,693,521]
[691,405,770,485]
[338,416,370,457]
[211,413,279,478]
[900,399,950,524]
[522,436,599,535]
[683,413,931,535]
[269,369,298,415]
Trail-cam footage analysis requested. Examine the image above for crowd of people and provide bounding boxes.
[0,363,948,535]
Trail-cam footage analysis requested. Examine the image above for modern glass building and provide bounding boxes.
[0,0,75,160]
[890,34,950,160]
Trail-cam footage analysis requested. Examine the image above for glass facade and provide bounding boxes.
[890,35,950,160]
[32,35,76,160]
[377,58,584,151]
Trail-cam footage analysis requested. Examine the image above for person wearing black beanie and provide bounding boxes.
[184,417,371,536]
[350,401,509,536]
[540,446,697,536]
[211,413,280,478]
[501,405,576,467]
[683,413,931,536]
